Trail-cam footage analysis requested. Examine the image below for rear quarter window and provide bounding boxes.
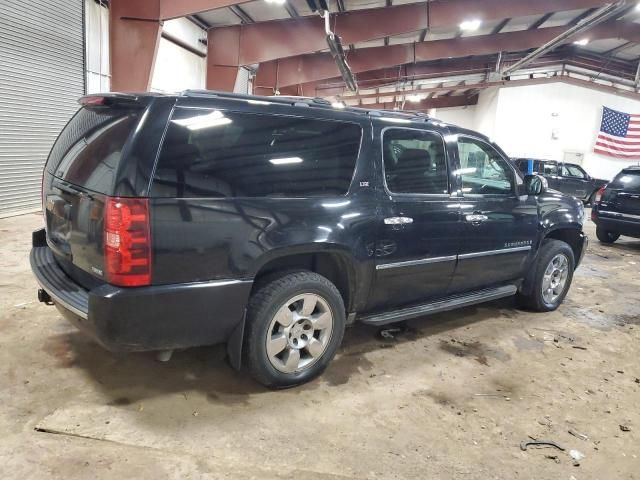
[151,108,362,198]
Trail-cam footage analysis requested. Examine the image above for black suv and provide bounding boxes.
[31,91,587,387]
[514,158,607,204]
[592,166,640,243]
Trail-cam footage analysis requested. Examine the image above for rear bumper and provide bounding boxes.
[592,209,640,238]
[30,236,253,352]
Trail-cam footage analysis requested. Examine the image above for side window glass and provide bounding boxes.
[563,165,586,179]
[151,109,362,198]
[456,137,514,195]
[544,162,559,175]
[382,129,448,195]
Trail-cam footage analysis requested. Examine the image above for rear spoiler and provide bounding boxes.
[78,93,154,108]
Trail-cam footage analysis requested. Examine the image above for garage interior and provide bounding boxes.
[1,0,639,478]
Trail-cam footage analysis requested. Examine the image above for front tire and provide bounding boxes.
[596,226,619,244]
[244,271,346,388]
[518,239,575,312]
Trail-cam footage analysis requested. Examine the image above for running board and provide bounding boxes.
[358,285,517,326]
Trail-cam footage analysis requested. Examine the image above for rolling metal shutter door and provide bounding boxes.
[0,0,84,217]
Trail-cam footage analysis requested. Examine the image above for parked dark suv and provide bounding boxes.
[592,166,640,243]
[31,91,587,387]
[514,158,607,204]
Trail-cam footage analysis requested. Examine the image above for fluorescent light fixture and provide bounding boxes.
[406,94,424,102]
[269,157,303,165]
[331,102,346,109]
[573,38,589,46]
[380,116,412,124]
[459,19,482,31]
[453,167,477,175]
[265,0,286,4]
[172,110,231,131]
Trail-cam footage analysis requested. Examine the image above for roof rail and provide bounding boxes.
[181,89,431,122]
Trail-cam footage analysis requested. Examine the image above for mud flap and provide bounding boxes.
[226,309,246,370]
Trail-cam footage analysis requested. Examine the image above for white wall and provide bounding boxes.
[433,105,476,130]
[151,18,206,93]
[435,81,640,181]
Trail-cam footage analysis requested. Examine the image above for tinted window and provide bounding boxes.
[151,109,362,198]
[457,137,514,195]
[610,171,640,192]
[382,129,448,194]
[47,107,141,193]
[561,164,586,179]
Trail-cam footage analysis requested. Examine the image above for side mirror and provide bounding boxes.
[523,174,548,196]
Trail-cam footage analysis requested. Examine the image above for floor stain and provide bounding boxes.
[439,339,510,365]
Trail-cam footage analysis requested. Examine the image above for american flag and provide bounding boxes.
[594,106,640,159]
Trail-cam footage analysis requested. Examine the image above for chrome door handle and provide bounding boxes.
[384,216,413,225]
[465,214,488,223]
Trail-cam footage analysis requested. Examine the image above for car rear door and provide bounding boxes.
[559,163,589,200]
[448,135,538,293]
[367,125,460,312]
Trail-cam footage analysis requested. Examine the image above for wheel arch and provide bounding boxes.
[249,244,359,313]
[520,224,583,296]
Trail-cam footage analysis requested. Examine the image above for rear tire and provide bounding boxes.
[517,239,575,312]
[596,227,619,244]
[244,271,346,388]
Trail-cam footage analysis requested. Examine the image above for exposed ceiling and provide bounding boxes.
[192,0,640,109]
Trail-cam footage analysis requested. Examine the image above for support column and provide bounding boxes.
[207,27,240,91]
[109,0,162,92]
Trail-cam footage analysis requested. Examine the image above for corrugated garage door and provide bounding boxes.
[0,0,84,217]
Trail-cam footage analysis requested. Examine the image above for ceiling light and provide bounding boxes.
[406,94,424,102]
[264,0,286,4]
[459,19,482,31]
[269,157,303,165]
[636,2,640,10]
[573,38,589,46]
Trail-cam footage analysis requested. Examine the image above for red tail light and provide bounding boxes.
[594,185,607,204]
[104,197,151,287]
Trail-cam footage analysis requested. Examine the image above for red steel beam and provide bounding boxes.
[110,0,162,92]
[254,20,639,90]
[209,0,609,67]
[285,49,636,97]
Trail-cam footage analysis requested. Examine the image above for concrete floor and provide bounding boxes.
[0,212,638,479]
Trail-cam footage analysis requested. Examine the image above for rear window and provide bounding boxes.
[150,108,362,198]
[610,171,640,192]
[47,107,141,193]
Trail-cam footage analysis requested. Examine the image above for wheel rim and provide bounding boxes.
[541,253,570,305]
[266,293,334,374]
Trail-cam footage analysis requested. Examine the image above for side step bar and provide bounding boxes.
[358,285,517,326]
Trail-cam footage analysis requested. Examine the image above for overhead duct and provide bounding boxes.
[501,1,630,78]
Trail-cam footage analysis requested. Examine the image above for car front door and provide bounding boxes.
[448,135,538,294]
[367,126,460,312]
